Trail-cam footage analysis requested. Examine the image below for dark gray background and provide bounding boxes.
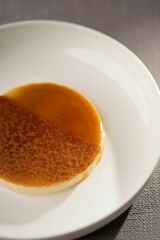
[0,0,159,239]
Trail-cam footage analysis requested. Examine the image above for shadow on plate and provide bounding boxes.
[0,186,74,225]
[77,208,131,240]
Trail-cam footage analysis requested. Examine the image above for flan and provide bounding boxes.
[0,83,103,195]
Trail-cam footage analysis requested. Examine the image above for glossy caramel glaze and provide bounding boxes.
[5,83,102,145]
[0,97,100,186]
[0,83,103,187]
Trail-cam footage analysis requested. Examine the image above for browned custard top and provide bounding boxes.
[0,83,103,187]
[5,83,102,145]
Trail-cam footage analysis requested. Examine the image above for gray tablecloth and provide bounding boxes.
[0,0,159,239]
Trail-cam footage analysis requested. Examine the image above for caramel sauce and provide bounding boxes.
[0,83,103,187]
[5,83,102,145]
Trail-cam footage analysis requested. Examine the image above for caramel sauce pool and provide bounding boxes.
[5,83,102,145]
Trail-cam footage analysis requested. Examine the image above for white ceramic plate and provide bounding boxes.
[0,21,160,240]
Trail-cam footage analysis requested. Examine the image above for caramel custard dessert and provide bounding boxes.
[0,83,104,195]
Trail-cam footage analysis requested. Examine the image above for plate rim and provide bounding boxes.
[0,20,160,240]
